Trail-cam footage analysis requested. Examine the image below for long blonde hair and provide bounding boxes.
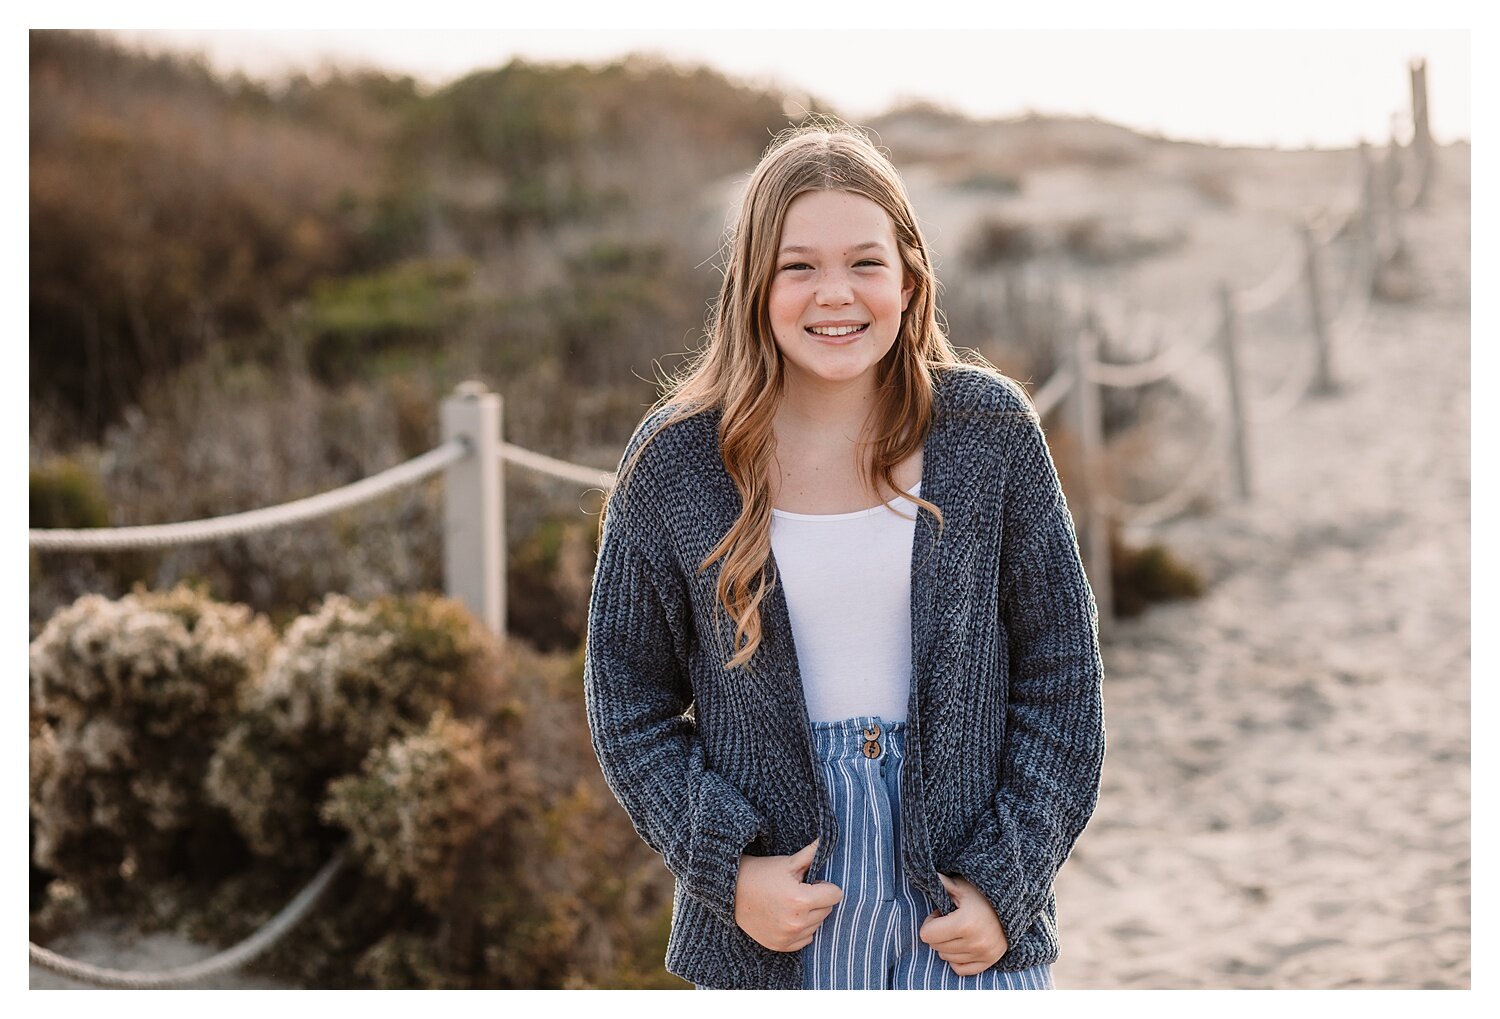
[606,119,982,669]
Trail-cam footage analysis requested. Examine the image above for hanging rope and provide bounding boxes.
[1235,241,1306,315]
[1029,364,1075,419]
[29,441,469,553]
[29,850,347,989]
[1246,329,1319,425]
[1097,384,1228,528]
[1086,313,1221,390]
[500,441,617,491]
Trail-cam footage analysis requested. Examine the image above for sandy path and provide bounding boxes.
[1050,150,1470,989]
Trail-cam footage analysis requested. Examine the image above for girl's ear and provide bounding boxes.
[901,274,916,313]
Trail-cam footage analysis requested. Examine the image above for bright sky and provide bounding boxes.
[104,28,1471,150]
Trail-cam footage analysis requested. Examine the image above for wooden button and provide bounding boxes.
[862,740,881,758]
[863,723,882,740]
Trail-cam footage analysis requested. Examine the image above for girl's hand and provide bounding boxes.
[919,873,1011,976]
[734,839,843,953]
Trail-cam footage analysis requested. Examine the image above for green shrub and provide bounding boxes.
[301,258,474,385]
[29,456,110,529]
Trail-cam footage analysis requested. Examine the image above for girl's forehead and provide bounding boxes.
[778,190,898,249]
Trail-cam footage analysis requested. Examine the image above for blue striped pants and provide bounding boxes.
[799,716,1054,990]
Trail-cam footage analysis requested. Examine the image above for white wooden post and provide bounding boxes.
[1216,282,1253,500]
[1070,311,1114,639]
[1300,219,1337,394]
[441,381,505,638]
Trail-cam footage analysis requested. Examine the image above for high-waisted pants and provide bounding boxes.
[799,716,1055,990]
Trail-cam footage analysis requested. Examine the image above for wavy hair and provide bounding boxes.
[605,118,992,669]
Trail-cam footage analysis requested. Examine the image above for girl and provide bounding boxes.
[583,120,1105,990]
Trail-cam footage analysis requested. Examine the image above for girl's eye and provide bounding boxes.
[854,259,882,267]
[780,262,812,272]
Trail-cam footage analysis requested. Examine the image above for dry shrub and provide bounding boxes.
[1062,216,1187,265]
[28,451,157,637]
[486,639,684,988]
[964,216,1042,268]
[507,515,597,652]
[1187,165,1238,208]
[79,356,447,630]
[30,31,387,441]
[26,586,538,988]
[354,931,468,990]
[322,710,506,909]
[1374,244,1419,302]
[28,583,274,903]
[205,593,498,867]
[199,603,677,988]
[1109,523,1206,618]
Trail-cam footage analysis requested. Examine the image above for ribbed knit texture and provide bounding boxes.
[583,363,1107,989]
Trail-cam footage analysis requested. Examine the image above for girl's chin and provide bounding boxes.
[785,358,881,388]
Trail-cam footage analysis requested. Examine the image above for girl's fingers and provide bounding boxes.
[805,881,844,908]
[796,908,835,937]
[920,919,971,948]
[939,951,982,966]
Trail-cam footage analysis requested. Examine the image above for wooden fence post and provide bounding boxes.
[1216,282,1253,500]
[1070,311,1114,639]
[441,381,505,638]
[1382,126,1407,262]
[1409,57,1433,208]
[1355,140,1379,296]
[1357,140,1380,271]
[1300,219,1337,394]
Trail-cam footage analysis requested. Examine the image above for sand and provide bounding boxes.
[1038,146,1472,989]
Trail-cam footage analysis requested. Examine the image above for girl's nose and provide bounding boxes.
[815,270,853,305]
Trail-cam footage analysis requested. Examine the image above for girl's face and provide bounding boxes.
[767,189,914,394]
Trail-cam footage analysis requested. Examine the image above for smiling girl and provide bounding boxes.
[584,120,1106,990]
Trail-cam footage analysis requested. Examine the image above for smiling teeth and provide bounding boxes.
[808,324,866,336]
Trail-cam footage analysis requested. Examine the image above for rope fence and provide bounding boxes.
[27,58,1439,986]
[28,440,469,552]
[1001,58,1436,629]
[29,851,347,989]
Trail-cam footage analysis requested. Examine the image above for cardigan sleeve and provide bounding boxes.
[948,405,1107,959]
[582,500,766,928]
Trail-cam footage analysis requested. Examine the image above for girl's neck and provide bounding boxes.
[774,372,878,444]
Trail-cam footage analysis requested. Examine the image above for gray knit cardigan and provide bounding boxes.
[583,363,1106,989]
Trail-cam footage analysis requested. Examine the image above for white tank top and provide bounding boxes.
[769,483,919,724]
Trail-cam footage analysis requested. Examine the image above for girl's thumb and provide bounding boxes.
[789,838,819,874]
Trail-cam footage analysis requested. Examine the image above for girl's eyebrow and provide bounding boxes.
[777,241,889,256]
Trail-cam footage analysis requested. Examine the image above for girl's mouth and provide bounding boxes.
[805,323,869,343]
